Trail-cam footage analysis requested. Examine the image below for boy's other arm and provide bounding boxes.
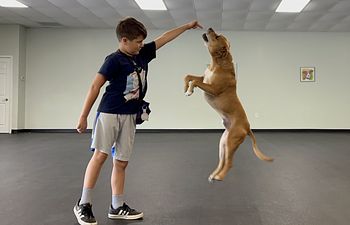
[155,20,202,50]
[77,73,107,133]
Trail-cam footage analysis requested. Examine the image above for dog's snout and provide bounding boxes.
[208,28,214,32]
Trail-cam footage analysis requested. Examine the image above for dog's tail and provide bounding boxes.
[248,130,274,162]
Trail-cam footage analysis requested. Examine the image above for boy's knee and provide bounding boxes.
[114,160,128,170]
[93,150,108,163]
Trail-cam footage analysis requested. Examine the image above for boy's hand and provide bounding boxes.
[155,20,203,50]
[77,117,88,133]
[186,20,203,30]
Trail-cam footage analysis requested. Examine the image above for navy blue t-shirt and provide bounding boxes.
[97,42,156,114]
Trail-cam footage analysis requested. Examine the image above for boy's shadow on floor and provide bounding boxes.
[74,218,143,225]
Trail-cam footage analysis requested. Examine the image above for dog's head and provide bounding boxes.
[202,28,230,59]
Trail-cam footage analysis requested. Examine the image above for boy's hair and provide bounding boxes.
[116,17,147,41]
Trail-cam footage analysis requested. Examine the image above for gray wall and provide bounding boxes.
[1,26,350,129]
[0,25,26,130]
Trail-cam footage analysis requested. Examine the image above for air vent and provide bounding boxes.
[38,22,63,27]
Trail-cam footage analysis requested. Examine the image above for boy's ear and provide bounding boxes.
[121,37,129,43]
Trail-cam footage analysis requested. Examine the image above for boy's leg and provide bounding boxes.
[111,114,136,198]
[74,113,116,225]
[110,114,134,207]
[74,150,108,225]
[111,159,128,208]
[81,150,108,203]
[108,114,143,220]
[109,159,143,220]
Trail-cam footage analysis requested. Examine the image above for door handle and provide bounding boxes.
[2,98,8,102]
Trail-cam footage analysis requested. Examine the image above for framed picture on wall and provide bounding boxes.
[300,67,315,82]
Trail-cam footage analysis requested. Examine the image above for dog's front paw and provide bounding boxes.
[185,90,193,96]
[208,174,223,183]
[208,176,214,183]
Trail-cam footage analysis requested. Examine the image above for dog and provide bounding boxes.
[184,28,273,182]
[302,69,313,81]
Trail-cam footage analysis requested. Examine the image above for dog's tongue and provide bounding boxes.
[202,33,208,42]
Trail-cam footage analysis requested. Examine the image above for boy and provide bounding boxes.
[73,17,202,225]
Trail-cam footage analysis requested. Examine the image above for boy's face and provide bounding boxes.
[121,35,145,56]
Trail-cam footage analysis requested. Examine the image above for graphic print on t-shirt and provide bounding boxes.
[123,69,146,101]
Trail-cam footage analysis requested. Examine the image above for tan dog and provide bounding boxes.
[184,28,273,182]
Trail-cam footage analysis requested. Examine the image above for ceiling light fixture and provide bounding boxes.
[0,0,28,8]
[276,0,310,13]
[134,0,167,10]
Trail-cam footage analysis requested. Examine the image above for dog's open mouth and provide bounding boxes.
[202,33,208,42]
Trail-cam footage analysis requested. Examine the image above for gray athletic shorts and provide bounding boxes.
[91,112,137,161]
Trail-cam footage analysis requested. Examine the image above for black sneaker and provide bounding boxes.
[108,203,143,220]
[73,199,97,225]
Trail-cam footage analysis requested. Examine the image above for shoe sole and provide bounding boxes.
[108,212,144,220]
[73,206,98,225]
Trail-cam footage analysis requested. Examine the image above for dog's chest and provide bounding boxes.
[204,68,214,83]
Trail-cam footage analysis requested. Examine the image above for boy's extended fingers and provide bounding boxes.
[191,21,203,29]
[195,22,203,29]
[188,20,203,29]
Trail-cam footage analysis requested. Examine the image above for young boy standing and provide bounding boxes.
[73,17,202,225]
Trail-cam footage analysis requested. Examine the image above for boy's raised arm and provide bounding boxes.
[154,20,203,50]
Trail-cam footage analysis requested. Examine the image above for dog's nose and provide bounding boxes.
[208,27,214,32]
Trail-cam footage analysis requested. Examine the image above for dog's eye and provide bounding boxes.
[216,35,220,39]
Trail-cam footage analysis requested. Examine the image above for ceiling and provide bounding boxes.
[0,0,350,32]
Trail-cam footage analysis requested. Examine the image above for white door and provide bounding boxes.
[0,57,12,133]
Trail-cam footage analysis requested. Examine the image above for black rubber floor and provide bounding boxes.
[0,131,349,225]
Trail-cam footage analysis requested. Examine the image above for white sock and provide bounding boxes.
[80,187,92,205]
[112,194,124,209]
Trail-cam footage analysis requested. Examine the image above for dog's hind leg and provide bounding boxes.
[208,130,228,183]
[213,129,246,181]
